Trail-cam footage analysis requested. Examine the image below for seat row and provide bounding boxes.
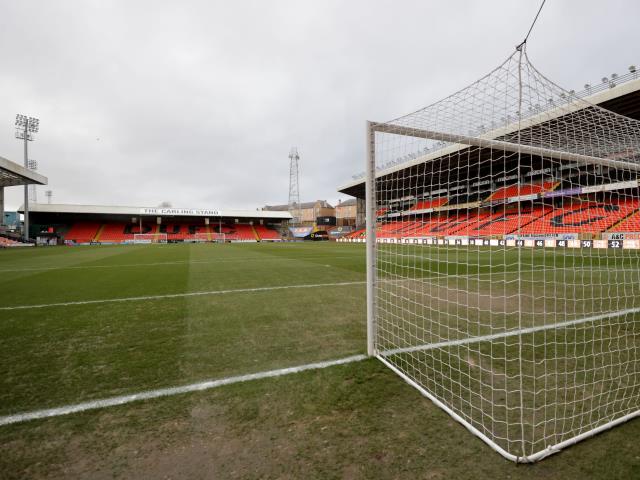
[64,222,281,243]
[346,198,640,238]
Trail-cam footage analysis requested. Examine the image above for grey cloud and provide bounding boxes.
[1,0,638,210]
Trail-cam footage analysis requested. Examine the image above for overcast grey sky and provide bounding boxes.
[1,0,638,210]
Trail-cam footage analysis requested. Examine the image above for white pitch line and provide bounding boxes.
[381,307,640,357]
[0,254,360,273]
[0,354,367,427]
[0,281,366,311]
[4,265,638,311]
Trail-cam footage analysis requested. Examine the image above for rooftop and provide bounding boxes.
[20,203,292,219]
[0,155,47,188]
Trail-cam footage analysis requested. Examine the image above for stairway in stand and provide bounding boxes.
[93,224,105,242]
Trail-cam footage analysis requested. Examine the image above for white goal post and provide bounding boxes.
[211,232,226,243]
[365,45,640,463]
[133,233,168,244]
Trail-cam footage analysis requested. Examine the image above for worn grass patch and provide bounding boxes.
[1,360,639,480]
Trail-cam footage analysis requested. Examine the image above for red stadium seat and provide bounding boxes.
[409,197,448,211]
[65,222,101,243]
[488,181,558,202]
[254,225,282,240]
[519,199,638,235]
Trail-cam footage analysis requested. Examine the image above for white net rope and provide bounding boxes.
[370,46,640,461]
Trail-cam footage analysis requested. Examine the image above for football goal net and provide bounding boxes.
[211,232,226,243]
[133,233,167,244]
[365,45,640,462]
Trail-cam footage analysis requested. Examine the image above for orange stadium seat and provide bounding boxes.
[254,225,281,240]
[0,236,24,247]
[448,206,551,237]
[409,197,448,211]
[65,222,101,243]
[519,199,639,235]
[98,223,135,242]
[611,209,640,232]
[488,181,557,202]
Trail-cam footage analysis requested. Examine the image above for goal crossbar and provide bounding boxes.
[370,122,640,172]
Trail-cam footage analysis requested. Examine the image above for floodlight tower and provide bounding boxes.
[15,114,40,241]
[28,159,38,202]
[288,147,300,225]
[45,190,53,204]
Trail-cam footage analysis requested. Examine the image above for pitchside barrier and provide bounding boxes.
[338,236,633,249]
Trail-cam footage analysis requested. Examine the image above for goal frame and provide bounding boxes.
[364,120,640,463]
[133,233,168,244]
[212,232,226,243]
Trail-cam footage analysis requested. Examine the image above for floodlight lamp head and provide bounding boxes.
[15,114,27,127]
[27,117,40,133]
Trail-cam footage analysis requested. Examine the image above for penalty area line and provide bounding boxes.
[0,354,367,427]
[0,281,366,311]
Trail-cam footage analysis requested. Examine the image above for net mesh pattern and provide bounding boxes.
[370,47,640,461]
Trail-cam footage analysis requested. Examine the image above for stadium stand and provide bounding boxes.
[469,206,551,236]
[232,224,257,241]
[0,236,27,247]
[54,220,284,243]
[23,204,289,244]
[98,223,135,242]
[65,222,101,243]
[363,194,640,239]
[345,228,365,239]
[408,197,448,211]
[519,199,638,235]
[487,181,558,202]
[253,225,281,240]
[611,209,640,232]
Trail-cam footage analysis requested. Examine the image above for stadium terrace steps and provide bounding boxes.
[365,199,640,240]
[609,208,640,232]
[250,225,260,241]
[98,223,133,242]
[253,225,281,241]
[518,200,639,235]
[451,207,552,236]
[93,224,105,242]
[65,222,101,243]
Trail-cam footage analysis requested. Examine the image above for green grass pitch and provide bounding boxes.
[1,242,639,479]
